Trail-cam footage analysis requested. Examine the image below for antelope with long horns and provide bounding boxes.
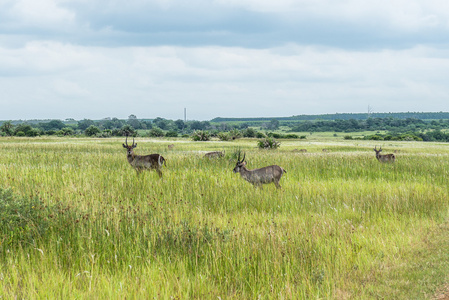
[233,152,286,189]
[373,146,395,163]
[123,137,166,177]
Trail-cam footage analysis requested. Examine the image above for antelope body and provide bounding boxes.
[204,151,225,159]
[233,153,286,189]
[373,146,395,163]
[123,137,166,177]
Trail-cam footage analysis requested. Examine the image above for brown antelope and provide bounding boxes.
[122,137,166,177]
[233,153,286,189]
[168,144,175,150]
[373,146,395,163]
[204,151,225,159]
[292,149,307,153]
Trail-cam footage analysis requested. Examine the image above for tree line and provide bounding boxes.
[1,115,449,142]
[288,117,449,133]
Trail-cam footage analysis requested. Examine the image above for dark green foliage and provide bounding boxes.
[242,128,257,138]
[165,130,178,137]
[38,120,66,131]
[14,124,40,136]
[84,125,101,136]
[211,112,449,123]
[77,119,95,131]
[0,121,14,136]
[148,127,165,137]
[289,117,441,133]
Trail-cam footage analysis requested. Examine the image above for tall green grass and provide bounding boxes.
[0,137,448,298]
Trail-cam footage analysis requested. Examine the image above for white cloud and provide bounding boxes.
[5,0,75,28]
[1,0,449,120]
[1,41,449,120]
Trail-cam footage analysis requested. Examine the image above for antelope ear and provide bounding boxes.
[122,144,127,148]
[133,143,137,148]
[242,161,247,166]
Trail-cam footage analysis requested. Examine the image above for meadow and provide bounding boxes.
[1,136,449,299]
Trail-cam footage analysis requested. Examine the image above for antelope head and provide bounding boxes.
[233,152,246,173]
[373,146,382,155]
[122,136,137,156]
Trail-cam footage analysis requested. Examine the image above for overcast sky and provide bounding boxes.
[1,0,449,121]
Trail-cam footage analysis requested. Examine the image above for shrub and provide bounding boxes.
[218,132,231,141]
[344,135,353,140]
[165,130,178,137]
[191,130,211,141]
[85,125,101,136]
[148,127,165,137]
[256,132,266,138]
[243,128,257,138]
[257,137,280,149]
[228,129,242,140]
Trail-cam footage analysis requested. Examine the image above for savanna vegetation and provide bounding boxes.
[2,112,449,142]
[1,135,449,299]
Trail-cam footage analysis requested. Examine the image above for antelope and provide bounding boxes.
[204,151,225,159]
[373,146,395,163]
[233,153,286,189]
[168,144,175,150]
[122,137,166,177]
[292,149,307,153]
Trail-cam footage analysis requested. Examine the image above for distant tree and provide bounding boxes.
[268,119,280,130]
[243,128,257,138]
[190,121,204,131]
[121,125,136,137]
[165,130,178,137]
[57,127,74,136]
[37,120,65,131]
[85,125,101,136]
[127,115,142,129]
[0,121,14,136]
[14,124,39,137]
[148,127,165,137]
[77,119,95,131]
[153,117,169,130]
[174,119,185,130]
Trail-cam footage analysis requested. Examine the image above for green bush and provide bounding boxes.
[148,127,165,137]
[191,130,211,141]
[257,137,280,149]
[218,132,231,141]
[165,130,178,137]
[85,125,101,136]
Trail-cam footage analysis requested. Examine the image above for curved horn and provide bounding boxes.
[132,138,137,148]
[242,153,246,162]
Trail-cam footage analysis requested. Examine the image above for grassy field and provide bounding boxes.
[1,136,449,299]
